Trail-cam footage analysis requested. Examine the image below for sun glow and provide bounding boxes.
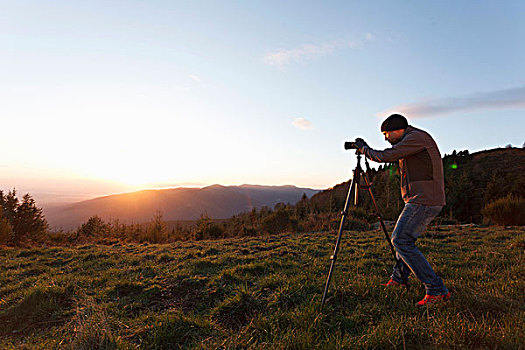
[10,90,225,188]
[80,143,180,188]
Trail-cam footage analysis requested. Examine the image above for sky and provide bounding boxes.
[1,1,524,204]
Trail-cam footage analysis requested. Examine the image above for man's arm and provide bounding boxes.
[361,133,425,163]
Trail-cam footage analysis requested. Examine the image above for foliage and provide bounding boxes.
[77,215,109,238]
[0,189,48,245]
[4,148,525,246]
[261,206,294,234]
[145,210,168,243]
[0,207,13,245]
[442,148,525,222]
[0,227,523,349]
[194,213,223,240]
[304,148,525,225]
[482,195,525,225]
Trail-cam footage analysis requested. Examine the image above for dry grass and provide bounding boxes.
[0,226,523,349]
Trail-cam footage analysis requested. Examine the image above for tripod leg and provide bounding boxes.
[321,169,360,309]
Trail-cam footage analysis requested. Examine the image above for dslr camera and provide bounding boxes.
[344,138,365,150]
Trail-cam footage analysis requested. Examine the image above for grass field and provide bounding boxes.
[1,226,524,349]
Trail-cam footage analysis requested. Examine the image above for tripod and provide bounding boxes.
[320,151,401,309]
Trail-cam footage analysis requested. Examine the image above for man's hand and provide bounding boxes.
[355,138,368,154]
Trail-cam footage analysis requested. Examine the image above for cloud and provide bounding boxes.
[292,117,313,130]
[263,39,359,70]
[188,74,201,83]
[379,85,525,118]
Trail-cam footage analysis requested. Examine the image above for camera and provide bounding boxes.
[344,138,365,150]
[344,141,358,150]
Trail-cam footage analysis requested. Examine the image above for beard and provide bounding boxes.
[388,138,399,145]
[388,132,406,145]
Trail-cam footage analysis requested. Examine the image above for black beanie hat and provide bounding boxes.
[381,114,408,132]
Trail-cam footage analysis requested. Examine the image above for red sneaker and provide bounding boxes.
[416,292,452,307]
[382,279,409,288]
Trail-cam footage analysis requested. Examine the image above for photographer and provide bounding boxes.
[356,114,451,307]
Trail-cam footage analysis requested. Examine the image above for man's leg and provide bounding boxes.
[391,251,412,285]
[390,203,448,295]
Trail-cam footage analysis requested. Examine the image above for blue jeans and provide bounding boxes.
[391,203,449,295]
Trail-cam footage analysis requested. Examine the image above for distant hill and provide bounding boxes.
[304,147,525,223]
[44,184,320,230]
[41,148,525,231]
[441,147,525,222]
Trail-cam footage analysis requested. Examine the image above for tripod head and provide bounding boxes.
[351,151,372,174]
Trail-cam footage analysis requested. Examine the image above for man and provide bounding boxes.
[356,114,451,306]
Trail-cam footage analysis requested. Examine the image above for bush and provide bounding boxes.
[482,195,525,225]
[194,213,223,240]
[77,216,109,238]
[261,207,291,234]
[345,216,371,231]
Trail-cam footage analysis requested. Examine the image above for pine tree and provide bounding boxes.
[0,191,48,245]
[148,210,168,243]
[0,206,13,245]
[194,213,212,240]
[77,215,108,238]
[1,189,19,224]
[14,193,48,242]
[295,193,310,220]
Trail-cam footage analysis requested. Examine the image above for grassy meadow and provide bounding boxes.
[1,226,524,349]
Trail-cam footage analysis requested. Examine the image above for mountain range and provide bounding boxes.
[44,184,320,230]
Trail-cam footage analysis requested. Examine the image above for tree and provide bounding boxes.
[193,213,223,240]
[13,193,48,242]
[0,190,47,245]
[147,210,168,243]
[262,207,291,234]
[295,193,311,220]
[0,189,19,224]
[445,172,477,222]
[484,174,500,203]
[0,206,13,245]
[77,215,109,238]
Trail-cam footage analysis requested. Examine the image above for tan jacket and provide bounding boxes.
[363,126,446,206]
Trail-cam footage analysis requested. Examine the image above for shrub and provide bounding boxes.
[77,216,109,238]
[345,216,371,231]
[482,195,525,225]
[261,207,291,234]
[194,213,223,240]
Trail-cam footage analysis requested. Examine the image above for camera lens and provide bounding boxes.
[344,141,357,150]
